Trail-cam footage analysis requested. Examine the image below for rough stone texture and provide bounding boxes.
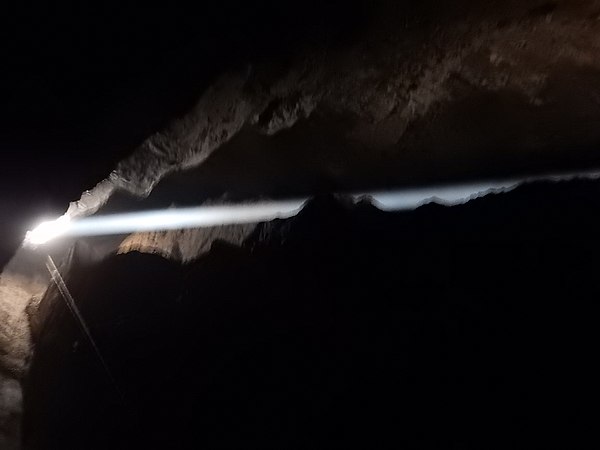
[5,1,600,446]
[66,0,600,218]
[0,273,46,450]
[117,223,255,263]
[23,180,600,449]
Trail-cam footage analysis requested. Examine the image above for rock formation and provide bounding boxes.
[23,180,600,448]
[3,1,600,447]
[66,0,600,219]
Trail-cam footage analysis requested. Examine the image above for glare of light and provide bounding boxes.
[25,215,72,245]
[21,181,507,245]
[23,201,307,246]
[22,168,600,245]
[68,200,306,237]
[366,179,521,210]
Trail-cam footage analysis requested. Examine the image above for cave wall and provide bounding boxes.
[0,273,46,450]
[69,0,600,218]
[4,1,600,447]
[23,180,600,448]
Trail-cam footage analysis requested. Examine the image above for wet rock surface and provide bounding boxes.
[24,179,599,449]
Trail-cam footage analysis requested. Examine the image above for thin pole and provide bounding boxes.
[46,255,126,404]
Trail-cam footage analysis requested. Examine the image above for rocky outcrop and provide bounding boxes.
[117,223,255,263]
[23,178,600,449]
[0,273,46,450]
[6,2,600,447]
[66,0,600,219]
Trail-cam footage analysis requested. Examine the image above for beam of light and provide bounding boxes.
[24,200,306,246]
[68,200,307,237]
[23,169,600,246]
[363,178,522,211]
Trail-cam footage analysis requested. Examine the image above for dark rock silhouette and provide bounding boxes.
[24,178,599,448]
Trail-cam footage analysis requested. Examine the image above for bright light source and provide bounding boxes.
[25,215,72,245]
